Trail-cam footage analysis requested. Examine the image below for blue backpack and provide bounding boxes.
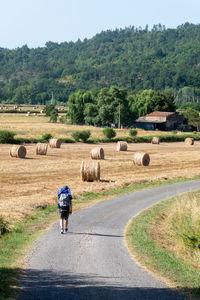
[57,187,71,210]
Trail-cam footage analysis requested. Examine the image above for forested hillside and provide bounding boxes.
[0,22,199,104]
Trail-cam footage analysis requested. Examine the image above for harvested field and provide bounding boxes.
[1,141,200,224]
[0,113,169,139]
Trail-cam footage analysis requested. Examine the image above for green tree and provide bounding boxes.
[49,109,58,123]
[129,90,175,119]
[177,102,200,111]
[84,103,100,125]
[43,104,57,116]
[0,23,200,104]
[67,91,94,124]
[97,86,130,126]
[183,108,200,131]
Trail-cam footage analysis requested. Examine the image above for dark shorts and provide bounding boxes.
[59,208,69,220]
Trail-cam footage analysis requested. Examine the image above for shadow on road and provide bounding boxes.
[14,268,189,300]
[68,231,123,238]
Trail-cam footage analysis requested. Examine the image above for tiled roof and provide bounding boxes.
[146,111,175,117]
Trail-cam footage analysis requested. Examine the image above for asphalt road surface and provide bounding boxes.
[19,180,200,300]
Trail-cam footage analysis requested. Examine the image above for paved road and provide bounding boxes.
[19,180,200,300]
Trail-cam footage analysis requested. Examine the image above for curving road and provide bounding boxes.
[19,180,200,300]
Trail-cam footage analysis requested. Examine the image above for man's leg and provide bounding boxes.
[64,210,70,232]
[60,218,64,233]
[64,219,68,231]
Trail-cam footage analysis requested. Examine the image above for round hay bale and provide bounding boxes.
[116,141,128,151]
[133,152,150,166]
[152,137,160,144]
[10,145,26,158]
[36,143,48,155]
[185,137,194,145]
[49,139,62,148]
[90,147,104,160]
[80,161,100,182]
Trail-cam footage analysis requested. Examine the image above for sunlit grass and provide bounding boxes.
[150,191,200,270]
[126,190,200,297]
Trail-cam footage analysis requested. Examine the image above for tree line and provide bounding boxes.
[45,86,200,131]
[0,23,199,105]
[67,87,175,127]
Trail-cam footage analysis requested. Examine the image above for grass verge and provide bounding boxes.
[0,205,58,300]
[125,192,200,298]
[1,175,200,299]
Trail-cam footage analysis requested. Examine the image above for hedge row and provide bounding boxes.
[1,129,199,144]
[14,137,75,144]
[87,134,200,143]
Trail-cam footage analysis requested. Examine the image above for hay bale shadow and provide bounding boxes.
[100,179,115,183]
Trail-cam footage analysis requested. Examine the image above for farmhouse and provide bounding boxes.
[134,111,185,131]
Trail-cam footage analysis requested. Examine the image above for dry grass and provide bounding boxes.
[1,113,200,225]
[1,141,200,225]
[149,191,200,271]
[0,113,169,139]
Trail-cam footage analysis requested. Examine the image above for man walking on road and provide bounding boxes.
[57,185,72,234]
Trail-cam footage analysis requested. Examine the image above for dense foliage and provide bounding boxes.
[71,130,91,142]
[67,87,175,126]
[129,129,138,137]
[43,104,58,122]
[42,133,53,142]
[103,128,116,139]
[183,108,200,131]
[0,130,16,143]
[0,23,199,104]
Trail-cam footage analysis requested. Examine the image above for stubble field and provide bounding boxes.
[1,114,200,225]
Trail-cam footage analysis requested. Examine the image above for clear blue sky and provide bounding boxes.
[0,0,199,49]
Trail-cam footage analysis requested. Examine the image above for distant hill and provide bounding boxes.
[0,22,200,104]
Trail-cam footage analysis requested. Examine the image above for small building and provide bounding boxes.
[134,111,184,131]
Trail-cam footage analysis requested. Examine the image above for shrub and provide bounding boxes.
[0,130,16,143]
[72,131,81,142]
[71,130,91,142]
[0,216,9,236]
[49,110,58,123]
[60,137,75,143]
[103,128,116,139]
[43,104,57,116]
[42,133,53,142]
[59,116,67,124]
[129,129,138,137]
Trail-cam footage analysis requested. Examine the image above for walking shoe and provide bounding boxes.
[64,228,68,233]
[60,229,64,234]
